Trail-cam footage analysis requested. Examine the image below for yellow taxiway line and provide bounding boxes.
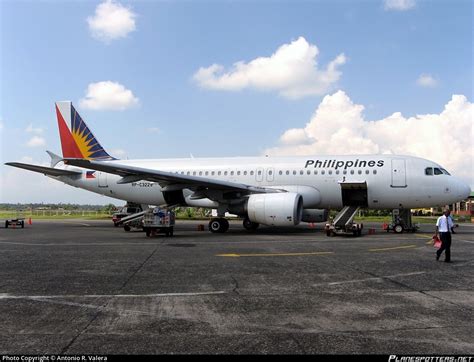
[368,244,417,252]
[216,251,334,258]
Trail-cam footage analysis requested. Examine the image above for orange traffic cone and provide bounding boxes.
[28,218,32,225]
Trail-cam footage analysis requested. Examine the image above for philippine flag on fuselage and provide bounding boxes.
[86,170,96,179]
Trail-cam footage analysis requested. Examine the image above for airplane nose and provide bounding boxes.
[461,182,471,199]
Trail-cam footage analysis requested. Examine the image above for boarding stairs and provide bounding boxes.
[326,206,362,236]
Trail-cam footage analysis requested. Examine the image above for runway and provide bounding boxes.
[0,219,473,354]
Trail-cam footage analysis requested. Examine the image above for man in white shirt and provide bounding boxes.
[435,208,454,263]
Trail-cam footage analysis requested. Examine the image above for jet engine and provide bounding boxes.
[301,209,329,223]
[247,193,303,226]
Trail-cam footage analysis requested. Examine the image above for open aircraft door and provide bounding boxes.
[339,181,368,207]
[391,159,407,187]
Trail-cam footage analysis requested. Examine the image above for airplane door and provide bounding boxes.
[256,167,264,182]
[391,159,406,187]
[98,171,108,188]
[266,168,274,182]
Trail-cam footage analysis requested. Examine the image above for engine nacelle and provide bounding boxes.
[247,193,303,226]
[301,209,329,223]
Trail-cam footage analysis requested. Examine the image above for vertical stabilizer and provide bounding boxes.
[55,101,114,160]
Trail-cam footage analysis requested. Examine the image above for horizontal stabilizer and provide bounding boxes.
[5,162,81,177]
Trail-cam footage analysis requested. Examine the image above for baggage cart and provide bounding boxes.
[143,208,175,237]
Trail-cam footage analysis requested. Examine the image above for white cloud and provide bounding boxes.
[26,124,44,134]
[79,81,139,111]
[26,136,46,147]
[416,74,438,88]
[87,0,136,43]
[384,0,416,11]
[265,90,474,187]
[146,127,161,134]
[193,37,346,99]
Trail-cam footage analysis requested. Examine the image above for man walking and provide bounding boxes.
[435,208,454,263]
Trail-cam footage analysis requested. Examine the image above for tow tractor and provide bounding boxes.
[143,207,175,237]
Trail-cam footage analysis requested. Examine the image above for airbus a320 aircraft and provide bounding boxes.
[6,102,470,233]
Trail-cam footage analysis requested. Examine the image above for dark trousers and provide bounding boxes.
[437,232,451,261]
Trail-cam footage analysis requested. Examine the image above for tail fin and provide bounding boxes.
[55,101,115,160]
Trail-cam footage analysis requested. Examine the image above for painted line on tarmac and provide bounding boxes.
[0,291,226,299]
[216,251,334,257]
[313,271,426,287]
[0,241,161,246]
[369,244,417,252]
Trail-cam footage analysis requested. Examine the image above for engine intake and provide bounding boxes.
[247,192,303,226]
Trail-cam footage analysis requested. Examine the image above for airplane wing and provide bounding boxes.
[64,158,282,195]
[5,162,81,177]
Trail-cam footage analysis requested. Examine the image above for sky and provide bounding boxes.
[0,0,472,205]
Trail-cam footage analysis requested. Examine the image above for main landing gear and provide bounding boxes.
[208,218,229,233]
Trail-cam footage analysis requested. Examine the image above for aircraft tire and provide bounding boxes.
[209,218,229,233]
[124,225,131,232]
[394,224,404,233]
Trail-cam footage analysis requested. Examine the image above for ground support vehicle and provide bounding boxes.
[143,208,175,237]
[325,206,363,237]
[384,208,418,233]
[5,218,25,228]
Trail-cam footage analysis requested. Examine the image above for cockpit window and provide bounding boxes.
[425,167,433,176]
[434,168,443,175]
[440,168,451,175]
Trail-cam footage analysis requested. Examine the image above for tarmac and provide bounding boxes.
[0,219,473,354]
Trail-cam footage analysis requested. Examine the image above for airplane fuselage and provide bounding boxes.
[55,154,469,211]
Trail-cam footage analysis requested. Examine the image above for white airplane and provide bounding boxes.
[6,101,471,233]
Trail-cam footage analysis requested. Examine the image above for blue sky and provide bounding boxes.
[0,0,472,204]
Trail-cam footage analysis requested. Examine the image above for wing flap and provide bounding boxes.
[5,162,81,177]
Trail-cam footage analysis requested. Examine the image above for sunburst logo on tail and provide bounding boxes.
[55,101,114,160]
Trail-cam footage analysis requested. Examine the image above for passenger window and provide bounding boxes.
[257,170,262,175]
[224,171,228,176]
[199,171,203,176]
[244,171,247,175]
[321,170,325,175]
[314,170,318,175]
[279,170,283,175]
[373,170,377,175]
[187,171,190,175]
[425,168,433,176]
[193,171,196,176]
[336,170,340,175]
[237,171,240,175]
[328,170,332,175]
[268,170,272,175]
[211,171,215,176]
[230,171,234,176]
[343,170,347,175]
[307,170,311,175]
[286,170,290,175]
[300,170,304,175]
[365,170,369,174]
[218,171,221,176]
[350,170,354,175]
[358,170,362,175]
[250,171,254,175]
[434,168,443,175]
[205,171,209,176]
[293,170,297,175]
